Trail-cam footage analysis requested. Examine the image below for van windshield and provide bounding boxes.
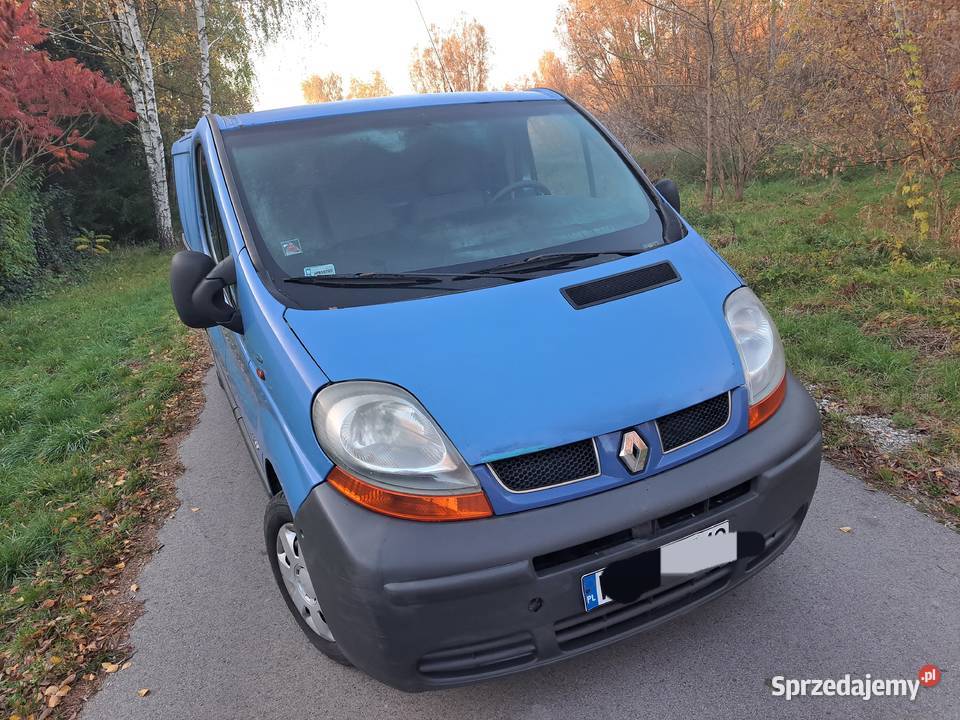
[221,100,664,302]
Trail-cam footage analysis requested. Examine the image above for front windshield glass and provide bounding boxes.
[222,100,663,289]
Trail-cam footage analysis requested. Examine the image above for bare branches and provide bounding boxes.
[559,0,790,201]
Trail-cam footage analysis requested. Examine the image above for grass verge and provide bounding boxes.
[681,169,960,524]
[0,248,209,716]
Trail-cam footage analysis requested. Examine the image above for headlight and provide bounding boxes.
[312,382,490,520]
[724,287,787,427]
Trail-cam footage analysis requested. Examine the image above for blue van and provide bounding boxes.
[169,90,821,691]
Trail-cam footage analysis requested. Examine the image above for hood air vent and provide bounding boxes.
[561,261,679,309]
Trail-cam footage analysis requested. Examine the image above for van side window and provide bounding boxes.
[196,150,230,262]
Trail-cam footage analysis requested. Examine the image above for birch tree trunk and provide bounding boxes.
[194,0,212,114]
[109,0,175,249]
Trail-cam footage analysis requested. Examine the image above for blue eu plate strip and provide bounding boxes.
[581,571,605,612]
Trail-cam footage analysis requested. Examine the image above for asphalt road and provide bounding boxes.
[82,370,959,720]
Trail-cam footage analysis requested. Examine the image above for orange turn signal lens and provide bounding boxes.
[748,375,787,430]
[326,466,493,522]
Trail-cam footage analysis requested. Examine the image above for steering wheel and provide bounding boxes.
[491,179,552,203]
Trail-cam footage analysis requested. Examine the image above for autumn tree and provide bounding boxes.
[530,51,589,103]
[507,51,590,99]
[0,0,133,194]
[302,72,343,103]
[302,70,390,103]
[348,70,390,99]
[704,0,797,201]
[410,16,490,93]
[560,0,797,207]
[786,0,960,243]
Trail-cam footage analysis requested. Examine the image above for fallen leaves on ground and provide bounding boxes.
[0,332,211,718]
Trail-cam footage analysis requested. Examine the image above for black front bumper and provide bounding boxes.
[295,372,821,691]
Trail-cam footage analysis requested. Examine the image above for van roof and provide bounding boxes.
[215,89,564,131]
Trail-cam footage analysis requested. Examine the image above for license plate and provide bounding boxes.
[580,520,730,612]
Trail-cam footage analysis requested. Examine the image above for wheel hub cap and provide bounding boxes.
[276,523,334,642]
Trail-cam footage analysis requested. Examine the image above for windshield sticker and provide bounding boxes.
[280,238,303,256]
[304,263,336,277]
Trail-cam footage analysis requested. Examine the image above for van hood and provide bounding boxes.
[284,235,745,465]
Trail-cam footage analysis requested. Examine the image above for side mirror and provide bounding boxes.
[654,178,681,213]
[170,251,243,334]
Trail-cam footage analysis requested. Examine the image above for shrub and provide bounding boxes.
[0,174,40,293]
[34,184,79,272]
[632,145,705,186]
[0,175,81,297]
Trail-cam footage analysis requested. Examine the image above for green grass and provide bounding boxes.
[0,248,198,713]
[681,169,960,515]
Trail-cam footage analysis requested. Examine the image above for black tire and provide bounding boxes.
[264,492,351,666]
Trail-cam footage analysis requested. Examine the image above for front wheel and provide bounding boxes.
[264,493,350,665]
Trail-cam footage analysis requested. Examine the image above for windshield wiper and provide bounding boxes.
[283,253,636,288]
[474,250,641,275]
[285,273,446,289]
[283,270,526,288]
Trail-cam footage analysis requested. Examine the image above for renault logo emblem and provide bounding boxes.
[619,430,649,473]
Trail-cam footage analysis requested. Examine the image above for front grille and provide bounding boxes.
[562,261,679,309]
[418,632,536,679]
[657,392,730,452]
[489,439,599,492]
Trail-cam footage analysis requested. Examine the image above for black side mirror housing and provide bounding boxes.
[654,178,681,213]
[170,250,243,334]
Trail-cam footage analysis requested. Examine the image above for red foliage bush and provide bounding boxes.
[0,0,135,190]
